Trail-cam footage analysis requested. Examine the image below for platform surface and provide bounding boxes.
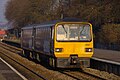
[0,57,26,80]
[93,49,120,63]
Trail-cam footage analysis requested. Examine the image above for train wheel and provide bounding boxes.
[22,49,26,57]
[36,53,41,62]
[49,58,52,67]
[49,58,56,68]
[32,52,37,60]
[52,58,56,68]
[30,52,33,59]
[24,50,30,58]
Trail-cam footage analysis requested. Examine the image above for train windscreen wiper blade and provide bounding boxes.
[78,25,85,40]
[79,26,85,35]
[62,25,67,36]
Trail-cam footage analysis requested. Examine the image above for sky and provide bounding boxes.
[0,0,8,23]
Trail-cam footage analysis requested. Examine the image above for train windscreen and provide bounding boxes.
[56,24,92,41]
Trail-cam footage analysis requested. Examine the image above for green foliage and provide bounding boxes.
[5,0,120,45]
[5,0,120,27]
[97,24,120,44]
[5,0,54,28]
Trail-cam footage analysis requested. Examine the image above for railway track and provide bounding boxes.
[0,42,76,80]
[0,41,119,80]
[58,69,106,80]
[0,42,47,80]
[0,41,22,54]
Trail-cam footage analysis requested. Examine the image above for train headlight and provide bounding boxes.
[55,48,63,52]
[85,48,92,52]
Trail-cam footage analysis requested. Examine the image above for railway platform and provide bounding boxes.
[91,49,120,76]
[93,49,120,63]
[0,57,27,80]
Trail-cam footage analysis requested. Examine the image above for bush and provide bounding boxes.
[97,23,120,46]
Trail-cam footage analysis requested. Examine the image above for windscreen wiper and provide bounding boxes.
[61,25,67,36]
[78,25,85,40]
[79,25,85,35]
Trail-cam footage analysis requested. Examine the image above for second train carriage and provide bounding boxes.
[21,18,93,68]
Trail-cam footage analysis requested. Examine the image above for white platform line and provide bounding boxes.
[92,57,120,65]
[0,57,28,80]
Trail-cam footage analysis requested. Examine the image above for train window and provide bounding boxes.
[57,25,67,40]
[36,28,41,39]
[56,24,91,41]
[22,29,33,43]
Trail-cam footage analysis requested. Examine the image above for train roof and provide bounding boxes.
[22,18,86,29]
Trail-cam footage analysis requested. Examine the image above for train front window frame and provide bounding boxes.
[56,23,92,42]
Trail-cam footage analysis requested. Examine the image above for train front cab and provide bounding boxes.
[54,22,93,68]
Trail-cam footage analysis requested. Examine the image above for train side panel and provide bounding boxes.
[34,26,53,56]
[21,28,33,50]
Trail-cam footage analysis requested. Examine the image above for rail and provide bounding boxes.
[58,69,106,80]
[0,42,48,80]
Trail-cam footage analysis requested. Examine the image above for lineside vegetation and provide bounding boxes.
[5,0,120,49]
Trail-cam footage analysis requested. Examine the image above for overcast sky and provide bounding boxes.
[0,0,8,23]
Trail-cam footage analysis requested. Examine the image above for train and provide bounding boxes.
[21,18,93,68]
[0,29,7,41]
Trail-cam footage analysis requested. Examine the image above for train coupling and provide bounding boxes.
[70,55,78,65]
